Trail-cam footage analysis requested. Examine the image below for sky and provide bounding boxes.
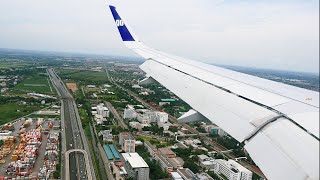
[0,0,319,73]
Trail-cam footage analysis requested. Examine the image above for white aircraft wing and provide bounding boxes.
[108,5,319,180]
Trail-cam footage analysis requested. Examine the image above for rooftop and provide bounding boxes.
[158,147,176,157]
[122,153,149,168]
[177,168,195,179]
[197,154,209,161]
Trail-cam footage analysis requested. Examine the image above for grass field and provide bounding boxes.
[0,103,42,125]
[0,62,29,69]
[14,75,53,94]
[57,69,108,84]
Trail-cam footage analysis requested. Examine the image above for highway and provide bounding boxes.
[48,68,96,180]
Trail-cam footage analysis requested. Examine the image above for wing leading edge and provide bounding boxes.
[108,5,319,180]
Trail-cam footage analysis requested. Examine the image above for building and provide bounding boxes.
[0,131,13,140]
[172,172,184,180]
[177,168,197,180]
[136,109,158,124]
[196,173,214,180]
[92,103,109,118]
[158,147,176,158]
[123,105,137,119]
[159,98,176,106]
[98,130,113,142]
[197,155,209,162]
[155,153,174,173]
[144,141,158,158]
[119,133,136,153]
[156,112,171,130]
[129,121,150,131]
[205,125,227,137]
[96,103,109,117]
[168,157,184,169]
[156,112,169,123]
[121,153,149,180]
[200,160,215,170]
[94,114,106,125]
[213,159,252,180]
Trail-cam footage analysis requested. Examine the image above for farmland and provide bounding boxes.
[13,75,53,94]
[0,103,42,125]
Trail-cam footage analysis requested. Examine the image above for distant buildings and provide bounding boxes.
[119,133,136,153]
[124,105,172,130]
[121,153,149,180]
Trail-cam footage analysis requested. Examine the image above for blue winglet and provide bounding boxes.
[109,6,135,41]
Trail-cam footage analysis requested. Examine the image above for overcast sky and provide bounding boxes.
[0,0,319,73]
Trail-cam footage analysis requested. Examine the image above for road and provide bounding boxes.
[105,101,128,129]
[48,68,96,180]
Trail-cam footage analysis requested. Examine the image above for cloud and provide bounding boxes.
[0,0,318,73]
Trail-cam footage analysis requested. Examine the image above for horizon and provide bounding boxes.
[1,47,319,76]
[0,0,319,73]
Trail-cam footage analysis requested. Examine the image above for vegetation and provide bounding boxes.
[14,74,53,94]
[0,62,29,69]
[0,102,42,125]
[173,147,208,174]
[136,145,168,180]
[58,69,108,85]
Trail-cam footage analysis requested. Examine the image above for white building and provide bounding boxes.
[156,112,169,123]
[121,153,149,180]
[96,103,109,118]
[136,109,158,123]
[124,105,137,119]
[92,103,109,118]
[214,159,252,180]
[171,172,183,180]
[94,114,106,125]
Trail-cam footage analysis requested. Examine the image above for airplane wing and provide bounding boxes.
[108,5,319,180]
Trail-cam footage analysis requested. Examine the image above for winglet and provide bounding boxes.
[109,5,136,41]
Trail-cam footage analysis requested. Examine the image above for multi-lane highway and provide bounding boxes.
[48,68,96,180]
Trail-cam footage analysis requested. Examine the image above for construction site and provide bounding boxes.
[0,117,61,179]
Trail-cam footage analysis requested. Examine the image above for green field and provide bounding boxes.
[0,62,29,69]
[57,69,108,84]
[0,103,42,125]
[14,75,53,94]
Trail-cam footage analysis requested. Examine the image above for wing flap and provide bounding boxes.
[141,59,279,141]
[246,119,319,180]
